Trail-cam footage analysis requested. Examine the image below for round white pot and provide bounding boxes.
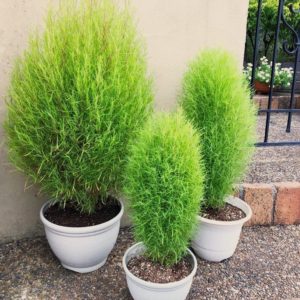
[123,243,197,300]
[40,199,124,273]
[191,196,252,262]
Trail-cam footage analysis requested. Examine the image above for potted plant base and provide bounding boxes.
[254,80,270,94]
[40,197,124,273]
[191,196,252,262]
[123,243,197,300]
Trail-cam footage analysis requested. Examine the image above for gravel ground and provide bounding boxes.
[244,112,300,183]
[1,226,299,300]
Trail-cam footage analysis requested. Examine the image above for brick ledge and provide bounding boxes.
[234,182,300,226]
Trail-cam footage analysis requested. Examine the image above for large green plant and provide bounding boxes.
[180,50,256,209]
[5,0,153,213]
[123,112,204,265]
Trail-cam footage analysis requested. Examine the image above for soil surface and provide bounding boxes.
[44,197,121,227]
[202,203,246,221]
[127,255,192,283]
[0,226,299,299]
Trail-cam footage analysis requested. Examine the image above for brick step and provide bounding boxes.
[234,182,300,226]
[253,94,300,111]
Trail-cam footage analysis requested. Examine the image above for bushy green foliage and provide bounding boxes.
[123,112,204,265]
[5,0,153,213]
[246,0,300,62]
[180,50,256,209]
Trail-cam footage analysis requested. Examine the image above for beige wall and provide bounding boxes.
[0,0,249,242]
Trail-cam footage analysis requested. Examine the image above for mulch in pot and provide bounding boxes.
[202,203,246,221]
[44,196,121,227]
[127,255,193,284]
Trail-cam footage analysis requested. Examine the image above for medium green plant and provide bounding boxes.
[180,49,256,209]
[123,112,204,265]
[5,0,153,213]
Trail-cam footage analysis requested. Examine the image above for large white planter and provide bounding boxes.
[40,200,124,273]
[123,243,197,300]
[191,196,252,262]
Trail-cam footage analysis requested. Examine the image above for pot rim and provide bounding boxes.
[40,198,124,234]
[198,196,252,226]
[254,79,269,86]
[122,242,197,290]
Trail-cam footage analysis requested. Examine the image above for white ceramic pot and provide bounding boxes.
[40,199,124,273]
[191,196,252,262]
[123,243,197,300]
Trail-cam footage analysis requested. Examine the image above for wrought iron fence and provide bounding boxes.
[248,0,300,146]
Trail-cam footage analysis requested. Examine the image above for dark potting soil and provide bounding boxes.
[202,203,246,221]
[127,255,193,284]
[44,197,121,227]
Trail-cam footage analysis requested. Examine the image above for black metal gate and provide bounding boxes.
[247,0,300,146]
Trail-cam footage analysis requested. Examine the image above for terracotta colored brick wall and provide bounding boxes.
[253,95,300,111]
[235,182,300,225]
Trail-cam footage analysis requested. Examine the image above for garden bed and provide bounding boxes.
[1,226,299,299]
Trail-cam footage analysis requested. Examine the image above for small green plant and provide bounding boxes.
[123,112,204,265]
[244,56,293,88]
[5,0,153,213]
[180,49,256,209]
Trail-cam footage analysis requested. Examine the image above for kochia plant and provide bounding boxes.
[5,0,153,213]
[180,49,256,209]
[123,112,204,265]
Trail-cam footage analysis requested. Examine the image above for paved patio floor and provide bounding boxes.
[0,226,299,300]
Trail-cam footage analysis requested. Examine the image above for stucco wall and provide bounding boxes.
[0,0,249,242]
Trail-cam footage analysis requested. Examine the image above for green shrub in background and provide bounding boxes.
[180,50,256,209]
[245,0,300,63]
[123,112,204,265]
[5,0,153,213]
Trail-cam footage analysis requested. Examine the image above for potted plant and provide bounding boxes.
[180,49,257,262]
[244,57,293,94]
[122,112,205,300]
[4,0,153,272]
